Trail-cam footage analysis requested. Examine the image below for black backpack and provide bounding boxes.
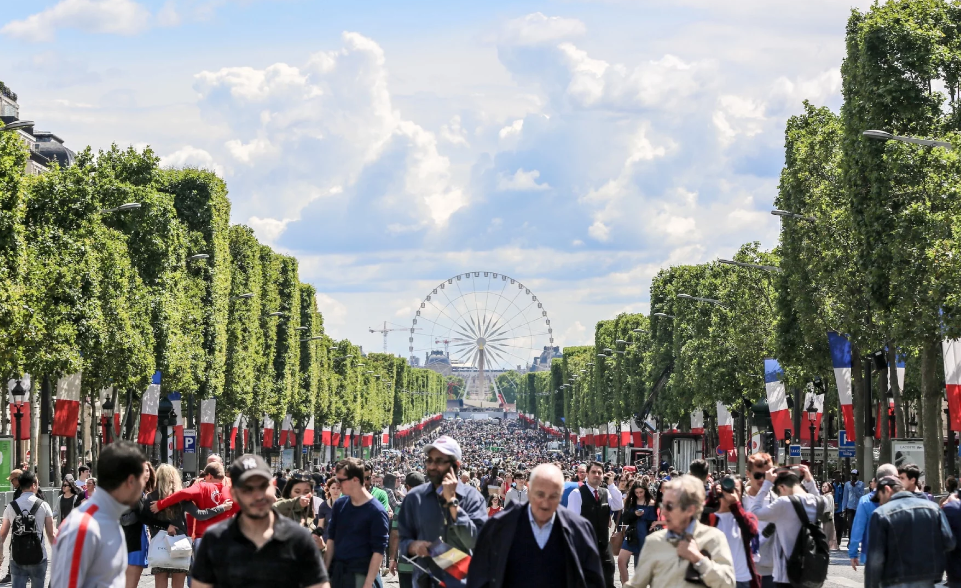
[785,495,829,588]
[10,501,44,565]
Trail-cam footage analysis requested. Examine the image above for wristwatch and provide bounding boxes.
[444,498,460,508]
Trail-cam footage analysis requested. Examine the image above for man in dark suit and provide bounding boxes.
[566,461,615,588]
[467,464,604,588]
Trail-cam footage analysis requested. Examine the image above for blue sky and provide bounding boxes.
[2,0,869,361]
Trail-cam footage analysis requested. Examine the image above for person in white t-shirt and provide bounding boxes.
[709,477,759,588]
[0,471,56,588]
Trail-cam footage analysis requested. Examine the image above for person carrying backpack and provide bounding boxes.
[0,471,56,588]
[748,466,827,588]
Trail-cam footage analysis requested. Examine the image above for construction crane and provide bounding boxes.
[369,321,420,354]
[435,338,451,355]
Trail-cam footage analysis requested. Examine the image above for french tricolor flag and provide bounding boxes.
[690,409,704,435]
[168,392,184,451]
[303,416,315,446]
[620,421,631,446]
[801,389,824,442]
[137,371,161,445]
[199,399,216,449]
[717,402,734,451]
[230,414,245,450]
[382,426,390,445]
[7,375,31,441]
[607,422,619,447]
[343,428,352,448]
[331,423,341,446]
[828,332,856,437]
[278,414,293,447]
[322,425,332,445]
[52,372,82,437]
[765,358,793,441]
[941,339,961,432]
[262,416,275,448]
[361,433,373,447]
[631,420,643,447]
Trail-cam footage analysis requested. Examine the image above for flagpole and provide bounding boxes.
[400,555,444,586]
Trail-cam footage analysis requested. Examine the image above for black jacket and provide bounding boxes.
[466,503,605,588]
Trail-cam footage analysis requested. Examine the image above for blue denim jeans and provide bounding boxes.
[11,559,46,588]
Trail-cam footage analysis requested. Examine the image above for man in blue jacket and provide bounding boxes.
[944,493,961,588]
[864,476,955,588]
[467,464,604,588]
[848,463,896,569]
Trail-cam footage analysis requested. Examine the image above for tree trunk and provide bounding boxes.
[30,389,39,471]
[920,337,944,493]
[887,346,906,436]
[90,396,99,474]
[851,344,865,469]
[878,366,891,464]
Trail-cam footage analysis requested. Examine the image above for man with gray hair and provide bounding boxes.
[467,464,605,588]
[627,475,735,588]
[848,463,897,569]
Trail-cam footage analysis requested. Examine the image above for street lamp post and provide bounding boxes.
[0,121,35,132]
[806,399,818,472]
[11,380,26,469]
[718,259,782,273]
[99,203,142,213]
[158,396,174,465]
[862,129,952,150]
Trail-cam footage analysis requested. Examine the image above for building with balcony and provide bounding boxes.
[0,81,75,174]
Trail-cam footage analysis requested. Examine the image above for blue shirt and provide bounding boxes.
[560,481,579,508]
[833,485,844,514]
[847,491,877,563]
[327,495,389,561]
[842,480,864,511]
[527,505,556,549]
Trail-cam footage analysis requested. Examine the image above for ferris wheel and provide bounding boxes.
[409,271,554,403]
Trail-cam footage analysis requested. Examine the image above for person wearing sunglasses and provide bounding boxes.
[324,458,389,588]
[625,474,736,588]
[741,453,776,588]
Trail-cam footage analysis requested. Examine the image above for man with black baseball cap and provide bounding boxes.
[191,454,330,588]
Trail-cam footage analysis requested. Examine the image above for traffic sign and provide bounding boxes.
[839,430,855,457]
[183,429,196,454]
[789,444,801,458]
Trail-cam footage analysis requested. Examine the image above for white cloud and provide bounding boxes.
[225,137,277,163]
[247,216,293,245]
[439,115,469,146]
[713,94,766,147]
[2,0,152,41]
[500,12,586,46]
[499,119,524,139]
[315,293,348,329]
[497,168,550,192]
[160,146,224,176]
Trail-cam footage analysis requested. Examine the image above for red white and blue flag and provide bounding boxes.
[262,416,275,448]
[278,414,293,447]
[690,409,704,435]
[941,339,961,432]
[382,426,390,445]
[828,332,856,437]
[428,538,471,584]
[322,425,332,445]
[717,402,734,452]
[231,414,246,450]
[765,358,793,441]
[199,399,216,449]
[303,416,315,446]
[138,371,162,445]
[52,372,82,437]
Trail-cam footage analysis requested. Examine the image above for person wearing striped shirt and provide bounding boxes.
[50,441,150,588]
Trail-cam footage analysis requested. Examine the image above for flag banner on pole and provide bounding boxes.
[941,339,961,432]
[620,421,631,446]
[717,402,734,451]
[322,426,332,445]
[332,423,341,446]
[52,372,82,437]
[828,331,856,437]
[262,416,275,448]
[230,414,244,450]
[362,433,373,447]
[596,424,607,447]
[278,414,293,447]
[800,390,824,442]
[303,416,315,446]
[607,422,619,447]
[428,539,471,583]
[7,375,31,441]
[764,358,792,441]
[630,420,643,446]
[690,409,704,435]
[199,399,216,449]
[382,427,389,445]
[343,428,352,448]
[138,371,161,445]
[168,392,184,451]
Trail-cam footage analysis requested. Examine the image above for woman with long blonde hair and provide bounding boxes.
[147,464,231,588]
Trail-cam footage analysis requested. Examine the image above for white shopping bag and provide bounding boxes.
[147,533,191,571]
[167,534,193,556]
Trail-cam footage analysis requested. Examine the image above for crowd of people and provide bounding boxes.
[0,417,955,588]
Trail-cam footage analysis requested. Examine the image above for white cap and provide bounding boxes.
[424,435,462,462]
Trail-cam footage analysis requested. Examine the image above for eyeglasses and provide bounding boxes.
[291,472,311,481]
[424,458,451,466]
[752,472,765,480]
[335,476,349,483]
[663,501,682,512]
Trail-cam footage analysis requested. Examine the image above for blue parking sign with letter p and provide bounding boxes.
[183,429,197,453]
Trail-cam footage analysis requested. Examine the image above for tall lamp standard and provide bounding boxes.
[806,398,818,472]
[11,380,27,468]
[100,397,115,447]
